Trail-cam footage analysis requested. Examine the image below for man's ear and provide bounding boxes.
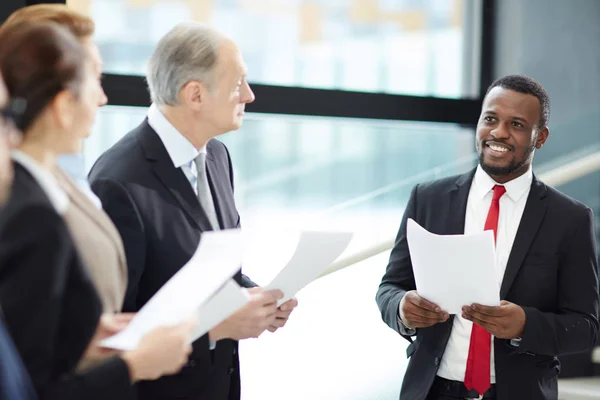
[535,126,549,149]
[180,81,208,111]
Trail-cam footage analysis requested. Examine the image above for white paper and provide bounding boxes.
[191,279,250,341]
[264,231,353,306]
[101,229,245,350]
[406,219,500,314]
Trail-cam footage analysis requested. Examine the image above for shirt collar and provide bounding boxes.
[11,150,69,214]
[473,164,533,202]
[147,103,206,168]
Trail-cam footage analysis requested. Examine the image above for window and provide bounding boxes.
[69,0,480,98]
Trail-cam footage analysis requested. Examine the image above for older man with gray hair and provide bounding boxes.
[89,22,298,400]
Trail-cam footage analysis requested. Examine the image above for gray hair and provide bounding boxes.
[147,22,224,106]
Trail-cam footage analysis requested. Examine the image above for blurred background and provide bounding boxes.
[2,0,599,398]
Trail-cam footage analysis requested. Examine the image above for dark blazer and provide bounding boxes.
[0,315,35,400]
[376,169,600,400]
[89,119,255,400]
[0,163,134,400]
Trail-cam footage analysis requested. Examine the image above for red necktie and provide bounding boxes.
[464,184,506,395]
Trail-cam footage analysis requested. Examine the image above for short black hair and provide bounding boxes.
[485,74,550,129]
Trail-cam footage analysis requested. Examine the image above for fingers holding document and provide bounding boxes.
[209,288,283,341]
[84,313,136,361]
[122,318,197,382]
[267,297,299,333]
[399,290,449,329]
[462,300,526,339]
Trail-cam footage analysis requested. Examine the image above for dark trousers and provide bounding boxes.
[426,377,496,400]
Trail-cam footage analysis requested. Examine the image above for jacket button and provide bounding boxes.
[228,367,235,375]
[188,360,196,368]
[434,357,440,366]
[233,348,237,356]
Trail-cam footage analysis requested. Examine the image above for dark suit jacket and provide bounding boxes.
[0,163,134,400]
[0,315,35,400]
[376,169,600,400]
[89,120,255,400]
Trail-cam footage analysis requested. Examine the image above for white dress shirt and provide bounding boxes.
[147,103,206,193]
[436,165,532,383]
[11,150,69,215]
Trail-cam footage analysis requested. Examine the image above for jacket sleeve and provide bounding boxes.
[0,206,135,400]
[375,184,419,342]
[519,207,600,356]
[42,357,134,400]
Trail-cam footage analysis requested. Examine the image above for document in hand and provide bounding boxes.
[406,219,500,314]
[101,229,245,350]
[191,279,250,341]
[264,231,353,306]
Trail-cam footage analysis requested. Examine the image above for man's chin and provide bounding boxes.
[480,160,514,177]
[230,120,243,131]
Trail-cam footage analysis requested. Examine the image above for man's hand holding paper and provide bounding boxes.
[209,288,283,341]
[462,300,526,339]
[399,291,449,329]
[268,297,299,333]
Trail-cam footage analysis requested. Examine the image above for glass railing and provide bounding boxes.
[217,113,477,284]
[84,107,477,400]
[85,107,478,280]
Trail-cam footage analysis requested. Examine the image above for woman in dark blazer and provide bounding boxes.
[4,4,128,323]
[0,69,36,400]
[0,21,194,400]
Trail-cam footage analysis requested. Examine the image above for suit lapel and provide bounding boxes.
[500,177,548,298]
[55,169,129,283]
[56,170,123,252]
[445,170,476,235]
[206,149,236,230]
[138,120,213,232]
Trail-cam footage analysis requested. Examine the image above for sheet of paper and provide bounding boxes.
[406,218,500,315]
[101,229,245,350]
[191,279,250,341]
[264,231,353,306]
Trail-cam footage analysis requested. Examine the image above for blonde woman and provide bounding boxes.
[3,4,126,319]
[0,21,194,400]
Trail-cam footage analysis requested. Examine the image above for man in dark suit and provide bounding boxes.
[0,72,35,400]
[376,74,600,400]
[89,22,298,400]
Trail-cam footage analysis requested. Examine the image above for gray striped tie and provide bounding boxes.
[193,152,219,230]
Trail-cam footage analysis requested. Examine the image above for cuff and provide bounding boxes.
[397,315,417,336]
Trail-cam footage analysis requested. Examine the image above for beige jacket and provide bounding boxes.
[54,169,127,314]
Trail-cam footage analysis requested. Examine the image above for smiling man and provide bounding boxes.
[376,74,599,400]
